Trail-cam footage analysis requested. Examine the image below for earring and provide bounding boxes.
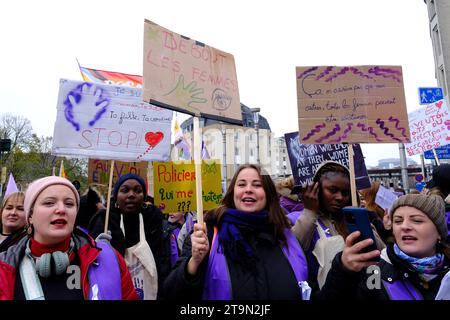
[27,224,33,235]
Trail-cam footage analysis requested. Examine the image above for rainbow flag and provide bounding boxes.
[78,64,143,88]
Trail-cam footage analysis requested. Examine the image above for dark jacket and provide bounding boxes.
[88,204,170,295]
[0,228,27,253]
[316,244,450,300]
[0,229,137,300]
[162,221,301,300]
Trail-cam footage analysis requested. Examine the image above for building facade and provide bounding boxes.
[424,0,450,105]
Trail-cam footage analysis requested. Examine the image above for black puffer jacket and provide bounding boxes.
[162,221,301,300]
[88,204,171,296]
[316,243,450,300]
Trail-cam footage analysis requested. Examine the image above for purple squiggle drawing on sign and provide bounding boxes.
[375,118,403,142]
[63,83,110,131]
[302,123,326,141]
[297,67,319,79]
[367,66,402,83]
[314,124,341,143]
[328,123,353,143]
[388,116,408,138]
[315,67,334,80]
[356,123,382,142]
[324,67,373,82]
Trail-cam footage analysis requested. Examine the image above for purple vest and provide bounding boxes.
[383,279,423,300]
[202,227,308,300]
[170,228,181,267]
[87,241,122,300]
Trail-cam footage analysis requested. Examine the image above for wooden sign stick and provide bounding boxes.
[193,117,204,225]
[347,144,358,207]
[103,159,115,234]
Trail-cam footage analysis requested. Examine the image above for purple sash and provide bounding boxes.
[170,228,181,267]
[88,241,122,300]
[383,279,423,300]
[202,227,308,300]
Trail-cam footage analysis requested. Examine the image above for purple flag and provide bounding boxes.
[5,173,18,198]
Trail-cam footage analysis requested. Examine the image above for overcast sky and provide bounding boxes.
[0,0,437,167]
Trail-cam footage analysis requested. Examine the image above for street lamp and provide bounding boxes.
[250,108,260,164]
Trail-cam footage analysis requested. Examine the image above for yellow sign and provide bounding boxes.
[153,160,222,213]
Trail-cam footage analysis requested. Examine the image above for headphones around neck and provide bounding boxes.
[25,239,75,278]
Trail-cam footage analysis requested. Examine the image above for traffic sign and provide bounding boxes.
[418,87,444,105]
[415,182,425,192]
[424,144,450,159]
[415,173,424,182]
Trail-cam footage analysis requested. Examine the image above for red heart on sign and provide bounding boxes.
[145,131,164,148]
[436,101,443,108]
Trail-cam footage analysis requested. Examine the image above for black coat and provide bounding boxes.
[162,221,302,300]
[316,244,450,300]
[88,204,171,296]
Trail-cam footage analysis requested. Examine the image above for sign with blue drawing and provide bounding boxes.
[419,87,444,105]
[52,79,173,162]
[424,144,450,159]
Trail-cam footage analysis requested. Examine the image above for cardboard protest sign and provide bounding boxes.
[52,79,172,161]
[88,159,148,188]
[296,66,411,144]
[285,131,371,190]
[143,19,242,124]
[153,160,222,213]
[405,99,450,156]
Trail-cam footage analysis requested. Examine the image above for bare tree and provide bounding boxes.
[0,114,33,151]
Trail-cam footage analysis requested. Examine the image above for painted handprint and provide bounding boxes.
[133,277,145,300]
[163,75,207,114]
[64,82,110,131]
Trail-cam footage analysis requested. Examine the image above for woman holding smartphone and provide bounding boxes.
[318,193,450,300]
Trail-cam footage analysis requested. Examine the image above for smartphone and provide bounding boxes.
[343,207,378,255]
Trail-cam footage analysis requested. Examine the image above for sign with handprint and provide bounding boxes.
[143,19,242,125]
[153,160,222,213]
[405,99,450,156]
[296,66,411,144]
[52,79,172,162]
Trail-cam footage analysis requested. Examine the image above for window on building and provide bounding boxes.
[250,149,254,156]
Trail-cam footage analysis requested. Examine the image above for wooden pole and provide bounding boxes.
[193,117,204,225]
[347,144,358,207]
[103,159,115,234]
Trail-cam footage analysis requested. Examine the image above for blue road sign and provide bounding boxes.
[424,144,450,159]
[419,87,444,105]
[415,182,425,192]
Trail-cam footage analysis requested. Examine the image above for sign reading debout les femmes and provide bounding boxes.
[296,65,411,144]
[143,19,242,125]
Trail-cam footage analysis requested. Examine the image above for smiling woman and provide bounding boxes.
[0,176,137,300]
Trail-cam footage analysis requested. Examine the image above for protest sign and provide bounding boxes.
[52,79,172,161]
[143,20,242,124]
[88,159,148,187]
[375,185,399,213]
[153,160,222,213]
[405,99,450,156]
[296,66,410,144]
[285,132,370,190]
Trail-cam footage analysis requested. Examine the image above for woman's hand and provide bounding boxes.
[301,182,320,213]
[341,231,380,272]
[187,223,210,275]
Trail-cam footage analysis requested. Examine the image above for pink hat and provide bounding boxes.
[24,176,80,219]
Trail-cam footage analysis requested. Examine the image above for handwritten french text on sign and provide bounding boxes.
[296,66,410,144]
[153,160,222,213]
[405,99,450,156]
[285,132,371,190]
[52,79,172,161]
[143,20,242,124]
[88,159,148,188]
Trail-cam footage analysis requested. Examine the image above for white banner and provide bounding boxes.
[405,99,450,156]
[52,79,172,161]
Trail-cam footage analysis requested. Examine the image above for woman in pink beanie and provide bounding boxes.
[0,176,138,300]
